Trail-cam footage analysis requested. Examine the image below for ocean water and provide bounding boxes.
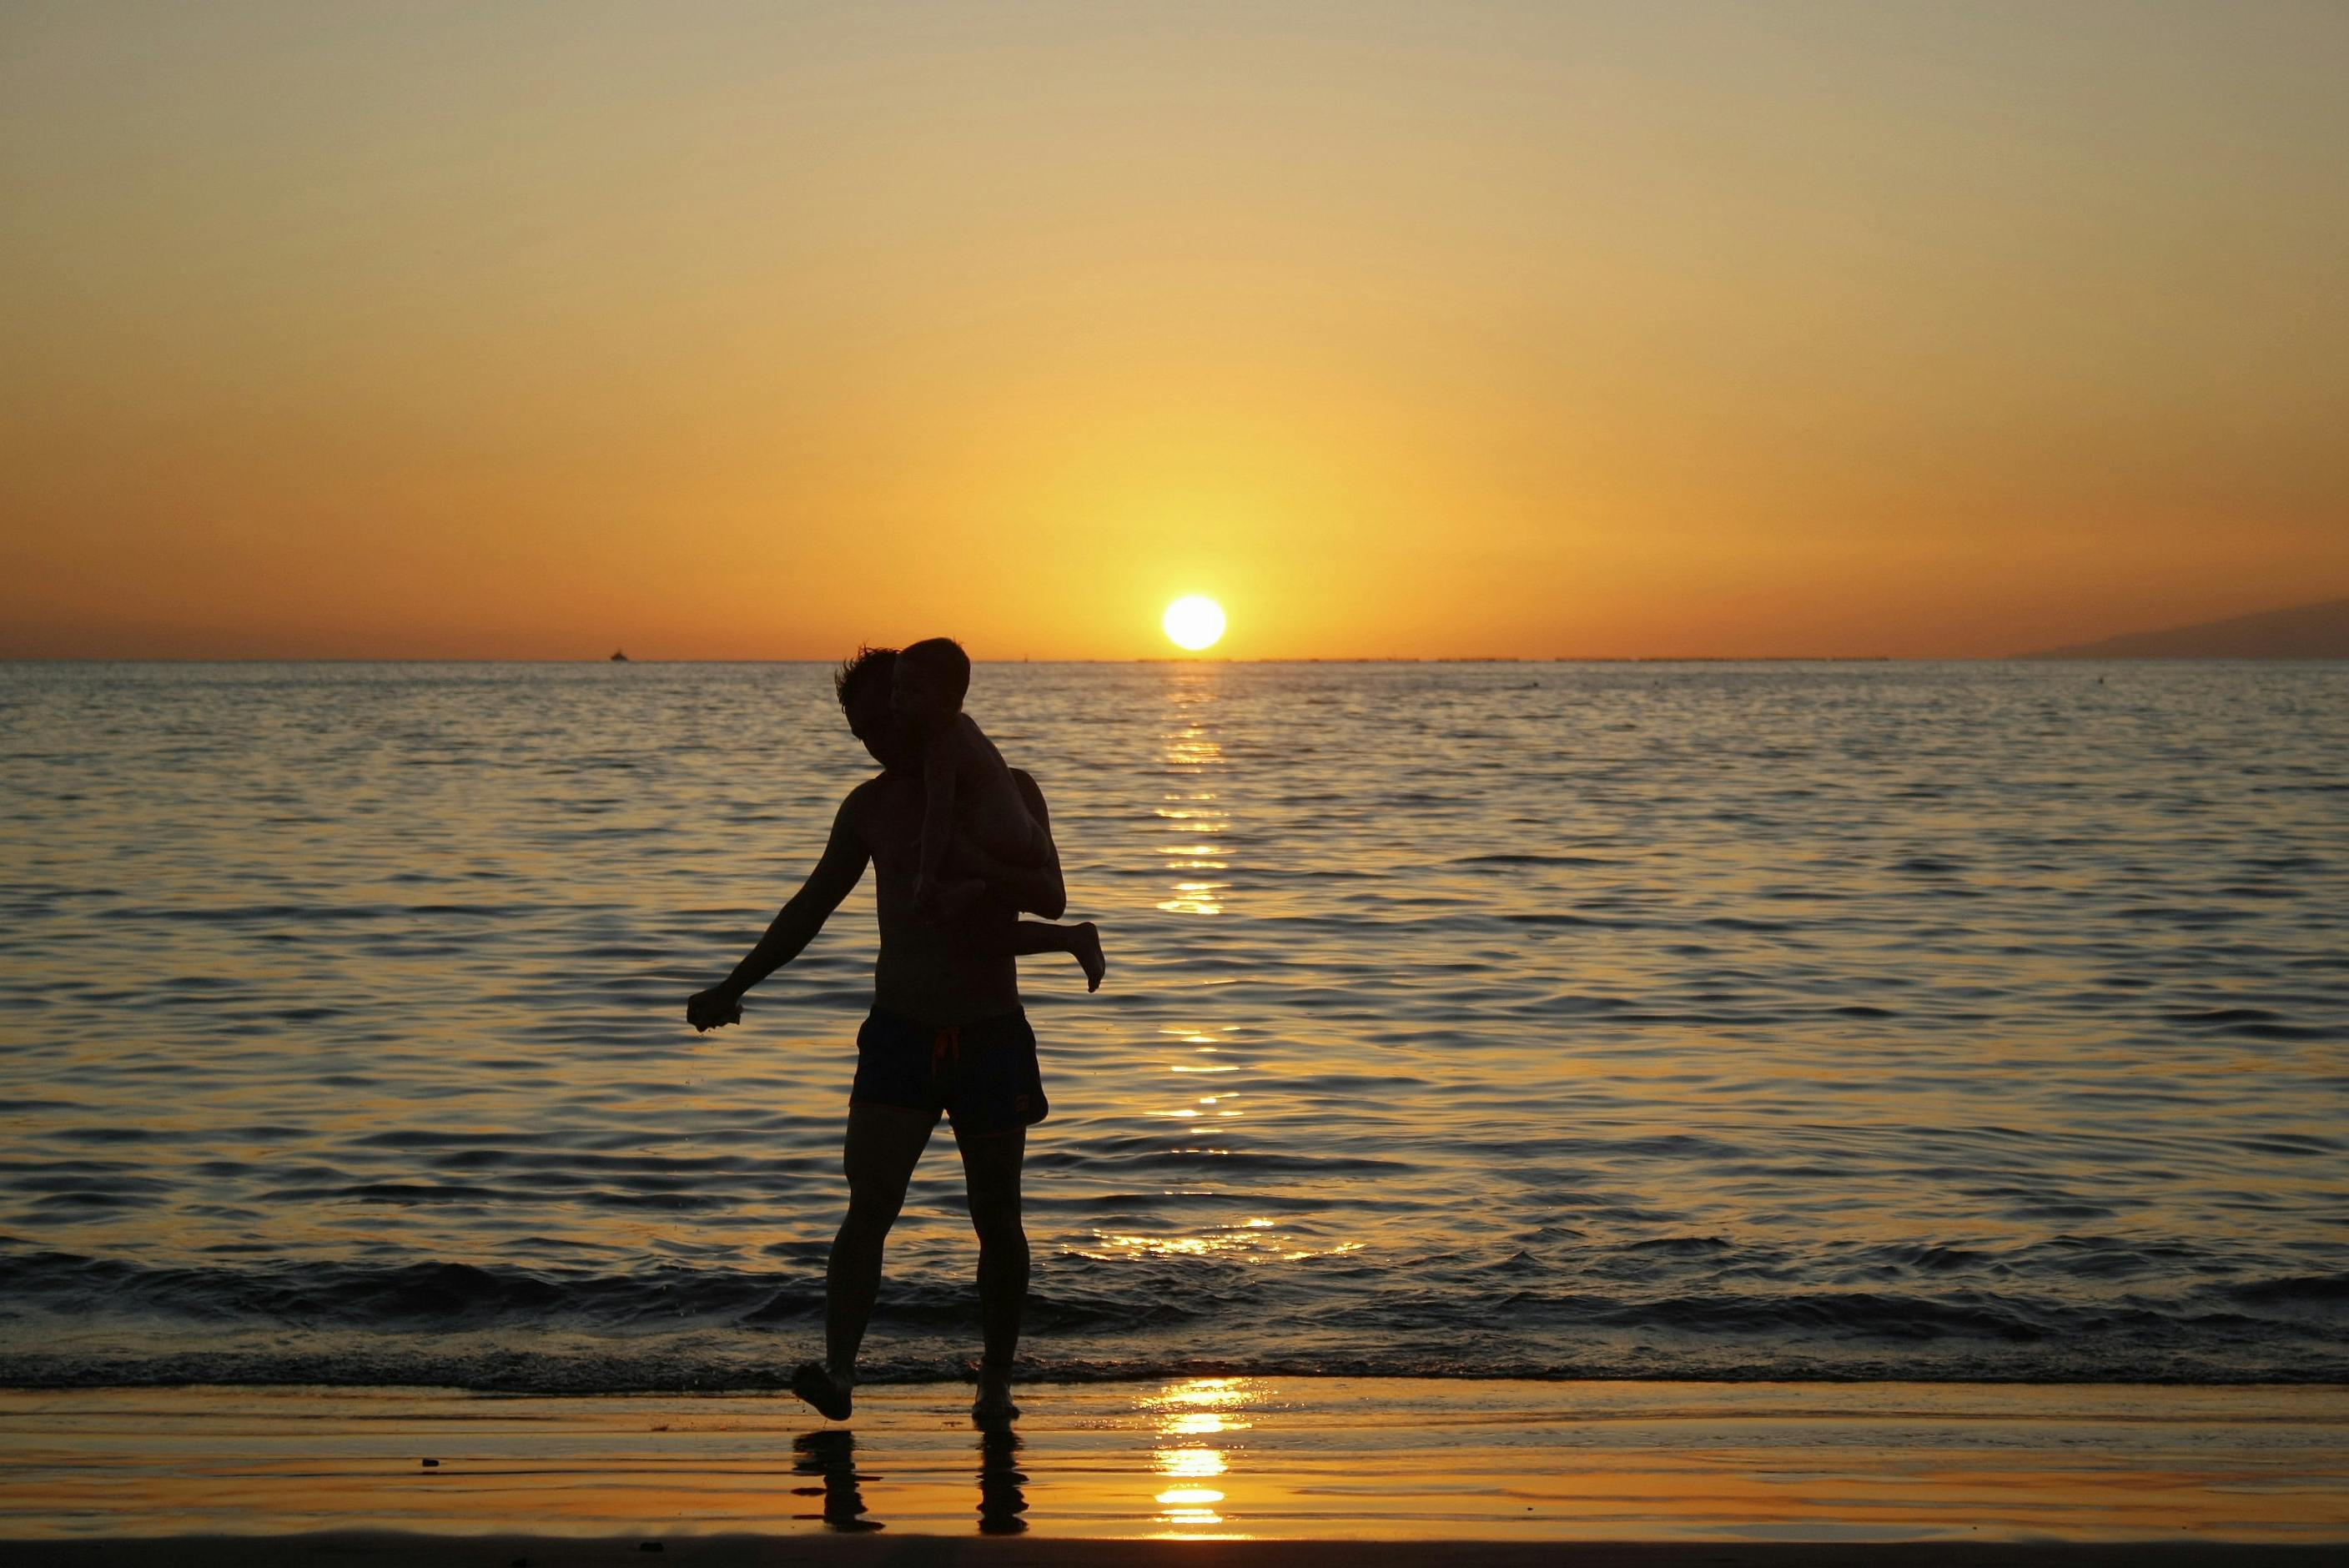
[1,660,2344,1391]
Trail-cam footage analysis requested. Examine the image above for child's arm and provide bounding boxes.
[914,720,959,902]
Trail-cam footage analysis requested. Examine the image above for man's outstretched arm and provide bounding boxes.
[687,793,870,1032]
[955,769,1067,920]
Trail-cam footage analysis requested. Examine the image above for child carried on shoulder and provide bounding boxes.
[894,636,1106,992]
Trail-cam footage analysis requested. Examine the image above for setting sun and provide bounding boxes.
[1162,596,1227,652]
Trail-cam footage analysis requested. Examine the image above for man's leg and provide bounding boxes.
[807,1102,938,1416]
[953,1119,1029,1422]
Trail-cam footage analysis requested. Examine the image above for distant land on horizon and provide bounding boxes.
[2022,597,2349,659]
[16,605,2349,662]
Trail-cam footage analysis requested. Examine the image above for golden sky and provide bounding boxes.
[4,2,2345,660]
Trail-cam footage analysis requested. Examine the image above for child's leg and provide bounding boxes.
[933,826,1046,922]
[958,903,1104,993]
[963,767,1050,869]
[1008,920,1104,993]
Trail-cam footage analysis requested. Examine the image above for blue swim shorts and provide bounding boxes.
[850,1008,1049,1136]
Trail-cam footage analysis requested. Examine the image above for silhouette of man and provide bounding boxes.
[687,646,1064,1425]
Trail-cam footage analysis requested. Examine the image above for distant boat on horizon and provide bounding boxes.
[609,649,629,662]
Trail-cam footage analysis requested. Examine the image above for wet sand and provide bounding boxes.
[5,1538,2345,1566]
[3,1379,2344,1558]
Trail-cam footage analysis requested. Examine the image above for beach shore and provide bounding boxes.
[4,1380,2349,1549]
[3,1378,2344,1558]
[6,1535,2346,1565]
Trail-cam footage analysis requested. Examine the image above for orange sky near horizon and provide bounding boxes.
[5,3,2346,661]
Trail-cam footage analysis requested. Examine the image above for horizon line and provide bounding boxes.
[11,653,2334,666]
[9,653,1923,664]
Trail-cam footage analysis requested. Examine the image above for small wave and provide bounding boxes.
[1,1249,2343,1389]
[5,1330,2343,1394]
[2214,1272,2349,1309]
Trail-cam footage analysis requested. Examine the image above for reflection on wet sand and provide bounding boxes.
[1144,1376,1259,1540]
[978,1426,1029,1534]
[2,1382,2343,1542]
[792,1420,1029,1535]
[790,1429,879,1532]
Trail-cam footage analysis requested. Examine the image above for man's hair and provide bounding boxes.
[902,636,971,706]
[834,645,898,711]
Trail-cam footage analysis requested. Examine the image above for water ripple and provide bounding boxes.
[1,659,2344,1385]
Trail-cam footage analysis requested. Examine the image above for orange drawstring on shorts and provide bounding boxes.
[930,1023,962,1080]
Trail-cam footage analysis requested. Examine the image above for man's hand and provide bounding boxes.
[687,986,743,1033]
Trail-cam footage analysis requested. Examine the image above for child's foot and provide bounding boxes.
[792,1359,854,1422]
[1071,922,1105,993]
[972,1364,1020,1427]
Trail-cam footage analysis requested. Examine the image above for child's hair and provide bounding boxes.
[833,644,898,711]
[902,636,971,707]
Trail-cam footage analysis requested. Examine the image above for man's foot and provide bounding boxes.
[972,1364,1020,1427]
[1071,922,1105,993]
[792,1360,854,1422]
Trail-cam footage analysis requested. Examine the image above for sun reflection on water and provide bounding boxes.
[1097,671,1371,1294]
[1156,877,1226,917]
[1069,1221,1361,1265]
[1156,668,1230,915]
